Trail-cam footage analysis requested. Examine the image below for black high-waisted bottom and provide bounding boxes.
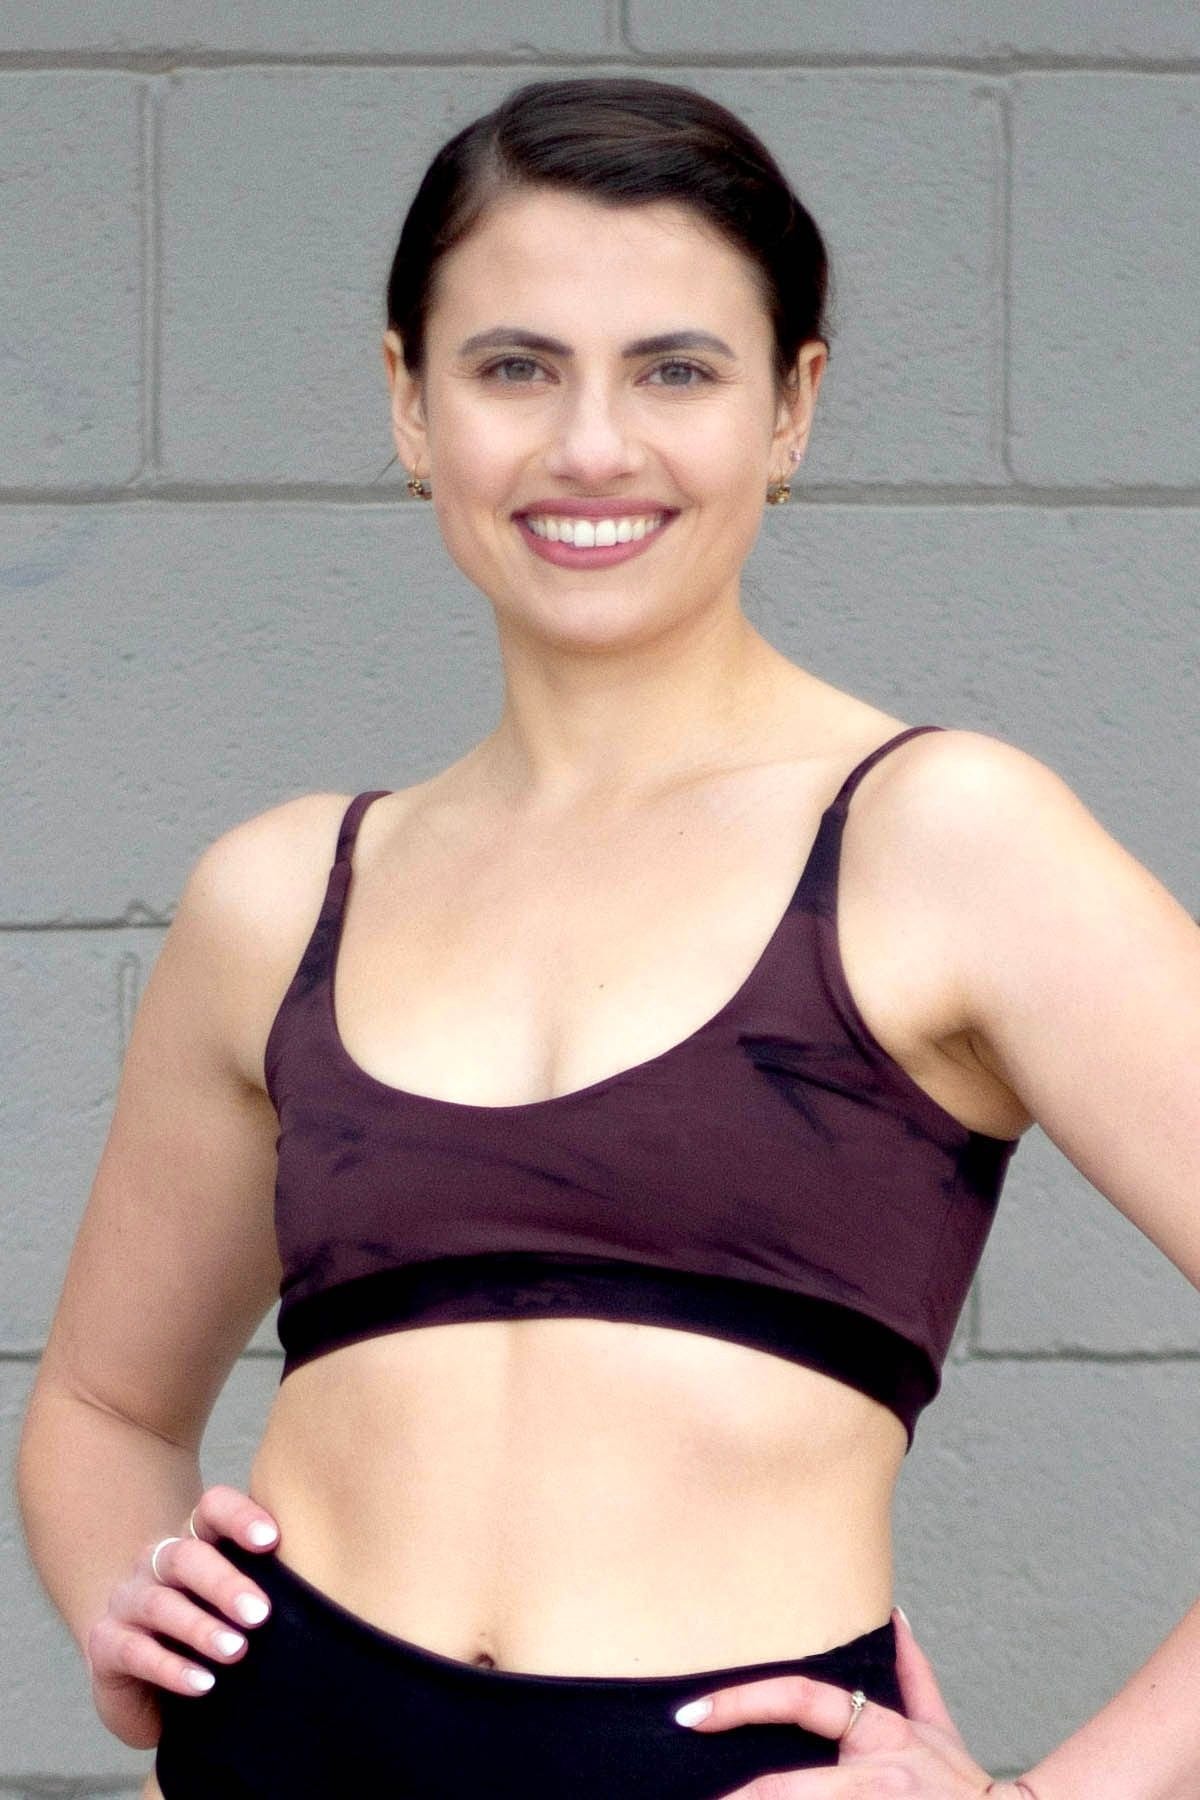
[155,1537,902,1798]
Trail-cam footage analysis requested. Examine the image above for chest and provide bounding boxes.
[330,783,952,1118]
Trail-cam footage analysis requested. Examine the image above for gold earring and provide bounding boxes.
[406,472,432,499]
[766,445,802,505]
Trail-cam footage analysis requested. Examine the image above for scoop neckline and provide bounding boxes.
[323,801,837,1118]
[308,724,1019,1145]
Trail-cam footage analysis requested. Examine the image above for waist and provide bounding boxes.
[247,1317,905,1675]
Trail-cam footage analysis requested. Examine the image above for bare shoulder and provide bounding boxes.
[188,788,356,913]
[846,723,1118,884]
[178,789,374,1092]
[857,723,1198,1073]
[854,722,1069,821]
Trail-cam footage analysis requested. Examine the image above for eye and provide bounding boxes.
[478,356,543,384]
[476,357,717,388]
[648,360,715,388]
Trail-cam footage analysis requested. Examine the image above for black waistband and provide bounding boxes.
[278,1251,936,1444]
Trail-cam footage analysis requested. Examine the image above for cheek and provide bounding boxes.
[684,415,772,491]
[427,386,511,480]
[432,454,516,532]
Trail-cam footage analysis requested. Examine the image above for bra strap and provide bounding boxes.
[827,725,944,814]
[263,789,393,1099]
[334,789,392,865]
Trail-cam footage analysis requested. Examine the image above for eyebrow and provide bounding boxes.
[456,327,737,361]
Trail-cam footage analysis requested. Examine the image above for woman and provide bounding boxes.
[17,76,1199,1800]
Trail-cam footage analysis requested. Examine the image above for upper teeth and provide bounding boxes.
[524,513,666,547]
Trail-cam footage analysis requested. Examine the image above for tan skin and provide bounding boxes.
[18,190,1199,1800]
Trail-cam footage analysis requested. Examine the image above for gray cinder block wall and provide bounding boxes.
[3,5,1198,1792]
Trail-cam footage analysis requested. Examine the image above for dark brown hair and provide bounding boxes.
[384,76,834,406]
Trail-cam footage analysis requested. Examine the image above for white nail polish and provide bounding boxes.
[674,1698,712,1727]
[247,1521,278,1546]
[184,1667,215,1692]
[234,1594,270,1625]
[214,1629,246,1656]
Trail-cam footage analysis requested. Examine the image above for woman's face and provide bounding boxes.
[383,186,825,649]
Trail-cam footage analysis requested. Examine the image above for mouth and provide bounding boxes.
[513,509,677,569]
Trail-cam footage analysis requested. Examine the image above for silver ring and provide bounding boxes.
[187,1505,202,1540]
[149,1535,183,1583]
[841,1687,867,1741]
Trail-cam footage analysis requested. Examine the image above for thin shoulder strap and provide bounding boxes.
[318,789,393,940]
[827,725,944,815]
[334,789,392,866]
[262,789,393,1094]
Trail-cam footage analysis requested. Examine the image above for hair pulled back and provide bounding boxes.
[385,77,834,404]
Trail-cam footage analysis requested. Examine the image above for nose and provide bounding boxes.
[541,375,644,486]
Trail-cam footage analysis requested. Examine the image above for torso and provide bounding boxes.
[239,681,1032,1675]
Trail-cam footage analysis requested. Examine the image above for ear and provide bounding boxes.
[770,340,827,475]
[381,328,430,477]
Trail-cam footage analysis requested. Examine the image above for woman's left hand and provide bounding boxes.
[679,1607,1031,1798]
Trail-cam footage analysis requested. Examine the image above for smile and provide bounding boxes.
[515,511,674,568]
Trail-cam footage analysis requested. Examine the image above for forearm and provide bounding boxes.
[1019,1591,1200,1800]
[17,1381,202,1657]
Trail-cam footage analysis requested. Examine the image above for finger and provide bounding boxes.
[674,1672,910,1754]
[88,1615,217,1700]
[143,1534,272,1631]
[890,1607,960,1736]
[189,1484,279,1552]
[131,1578,249,1665]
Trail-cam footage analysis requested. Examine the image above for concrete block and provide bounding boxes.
[1011,77,1200,484]
[0,931,143,1352]
[0,76,142,487]
[745,503,1199,907]
[626,2,1200,59]
[0,502,501,917]
[895,1357,1200,1777]
[977,1126,1200,1352]
[0,1,607,53]
[0,1780,142,1796]
[157,66,1003,486]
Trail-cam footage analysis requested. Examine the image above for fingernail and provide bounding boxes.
[184,1667,215,1692]
[213,1629,246,1656]
[247,1520,278,1546]
[674,1698,713,1727]
[234,1594,270,1625]
[894,1605,911,1630]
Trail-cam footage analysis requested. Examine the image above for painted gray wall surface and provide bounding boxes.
[2,5,1197,1791]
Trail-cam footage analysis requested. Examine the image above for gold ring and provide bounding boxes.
[187,1505,202,1540]
[149,1536,182,1584]
[841,1688,867,1742]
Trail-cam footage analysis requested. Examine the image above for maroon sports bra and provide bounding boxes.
[263,724,1021,1447]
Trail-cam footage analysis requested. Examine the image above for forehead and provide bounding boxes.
[428,187,767,337]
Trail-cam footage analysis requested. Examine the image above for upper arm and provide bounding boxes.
[37,793,347,1449]
[903,731,1200,1286]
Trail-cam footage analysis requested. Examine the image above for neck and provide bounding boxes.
[476,608,811,815]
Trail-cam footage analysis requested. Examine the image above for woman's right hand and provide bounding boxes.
[85,1485,280,1748]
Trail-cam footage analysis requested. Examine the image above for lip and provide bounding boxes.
[513,499,679,521]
